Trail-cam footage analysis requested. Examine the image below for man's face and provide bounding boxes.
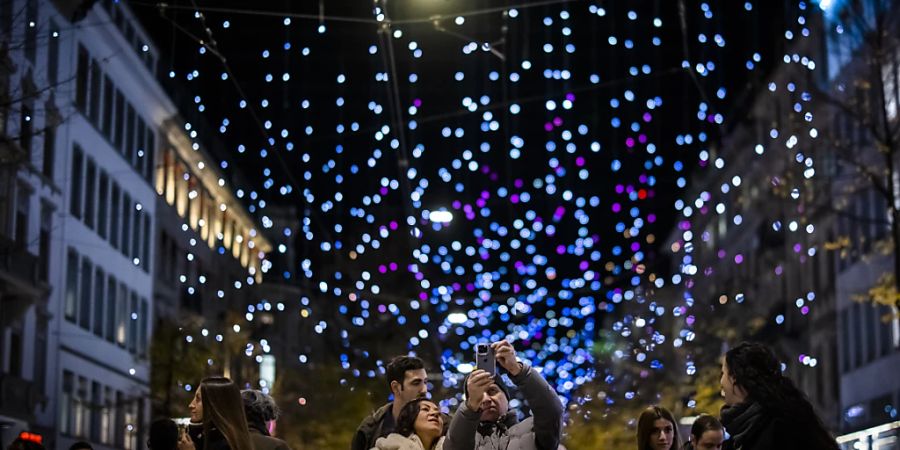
[393,368,428,405]
[478,382,509,422]
[693,429,725,450]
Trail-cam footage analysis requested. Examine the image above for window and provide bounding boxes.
[65,249,78,321]
[14,183,30,248]
[33,315,48,394]
[116,283,127,347]
[98,172,109,239]
[101,386,113,444]
[61,371,74,434]
[20,102,33,159]
[84,158,96,229]
[102,75,114,137]
[125,105,135,161]
[91,381,102,441]
[142,214,151,272]
[92,268,105,337]
[8,328,21,376]
[145,129,156,182]
[878,305,894,356]
[79,258,93,329]
[865,304,877,362]
[115,391,125,446]
[139,299,148,356]
[70,145,84,218]
[105,275,117,342]
[128,292,138,353]
[0,0,12,38]
[39,202,52,281]
[78,377,90,438]
[76,46,89,111]
[110,183,120,250]
[136,120,145,174]
[42,121,55,178]
[114,90,125,150]
[89,58,101,126]
[0,170,10,238]
[121,193,131,255]
[24,0,37,62]
[48,23,60,85]
[852,303,863,368]
[131,206,140,261]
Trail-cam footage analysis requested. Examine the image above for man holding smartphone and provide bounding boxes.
[351,355,429,450]
[445,340,563,450]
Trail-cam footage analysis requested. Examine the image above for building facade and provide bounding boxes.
[1,0,271,448]
[664,2,900,448]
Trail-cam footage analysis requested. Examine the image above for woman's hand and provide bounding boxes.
[177,429,196,450]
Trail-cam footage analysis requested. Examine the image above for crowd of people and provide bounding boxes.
[4,341,843,450]
[636,342,840,450]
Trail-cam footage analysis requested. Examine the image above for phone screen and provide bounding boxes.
[475,343,496,374]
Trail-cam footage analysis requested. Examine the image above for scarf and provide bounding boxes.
[479,410,519,436]
[720,402,767,449]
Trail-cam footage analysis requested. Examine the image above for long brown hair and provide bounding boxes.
[636,406,681,450]
[199,377,253,450]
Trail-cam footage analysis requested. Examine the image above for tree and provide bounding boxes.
[271,363,383,450]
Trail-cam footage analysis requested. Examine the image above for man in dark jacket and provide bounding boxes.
[241,389,291,450]
[444,340,563,450]
[351,355,429,450]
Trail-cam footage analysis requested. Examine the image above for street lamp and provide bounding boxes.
[428,210,453,223]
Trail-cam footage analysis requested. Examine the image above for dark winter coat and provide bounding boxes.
[248,424,292,450]
[720,402,838,450]
[353,402,395,450]
[444,363,564,450]
[187,424,231,450]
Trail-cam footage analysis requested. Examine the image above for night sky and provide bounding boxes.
[131,0,790,404]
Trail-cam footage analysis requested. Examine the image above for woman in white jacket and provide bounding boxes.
[372,398,446,450]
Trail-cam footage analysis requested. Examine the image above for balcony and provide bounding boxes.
[0,373,39,422]
[0,234,42,295]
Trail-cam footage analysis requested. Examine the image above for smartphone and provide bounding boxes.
[173,417,191,439]
[475,343,496,374]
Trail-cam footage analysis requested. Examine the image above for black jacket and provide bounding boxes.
[720,403,838,450]
[352,402,394,450]
[188,424,232,450]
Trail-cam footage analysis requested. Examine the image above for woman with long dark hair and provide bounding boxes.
[372,398,445,450]
[636,406,681,450]
[719,342,838,450]
[178,377,254,450]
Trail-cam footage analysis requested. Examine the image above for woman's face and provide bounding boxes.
[188,388,203,423]
[648,418,675,450]
[720,361,746,405]
[413,401,443,441]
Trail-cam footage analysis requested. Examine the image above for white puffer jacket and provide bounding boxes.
[372,433,446,450]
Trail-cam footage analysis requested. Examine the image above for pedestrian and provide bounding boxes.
[148,418,179,450]
[177,376,253,450]
[682,414,723,450]
[719,342,838,450]
[352,355,429,450]
[636,406,681,450]
[444,340,564,450]
[372,398,446,450]
[241,389,292,450]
